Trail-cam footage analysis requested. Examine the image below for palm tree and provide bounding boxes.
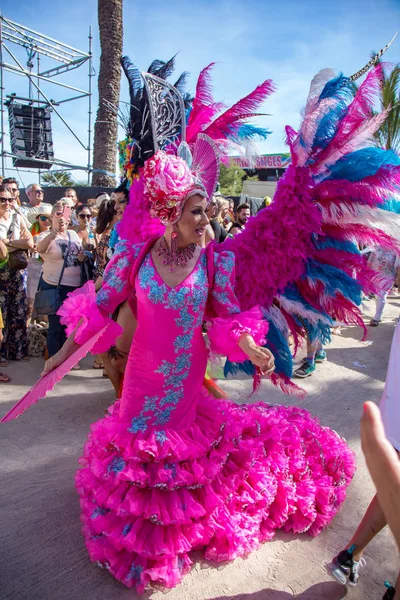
[41,170,75,186]
[92,0,123,187]
[373,65,400,153]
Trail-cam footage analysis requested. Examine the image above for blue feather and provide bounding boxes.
[319,73,353,101]
[235,123,271,141]
[326,148,400,182]
[315,236,360,254]
[282,285,332,343]
[305,259,362,306]
[311,103,348,152]
[380,197,400,214]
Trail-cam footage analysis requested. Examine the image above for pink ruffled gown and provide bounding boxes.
[66,241,355,592]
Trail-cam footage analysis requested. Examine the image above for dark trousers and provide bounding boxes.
[0,265,28,360]
[40,280,77,357]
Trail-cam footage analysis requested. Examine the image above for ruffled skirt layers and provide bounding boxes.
[76,391,355,592]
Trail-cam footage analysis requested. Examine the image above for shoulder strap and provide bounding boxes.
[56,232,72,288]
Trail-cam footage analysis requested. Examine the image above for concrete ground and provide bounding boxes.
[1,298,399,600]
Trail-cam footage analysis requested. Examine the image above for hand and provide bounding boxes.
[361,401,400,550]
[0,329,3,343]
[77,251,87,263]
[247,345,275,375]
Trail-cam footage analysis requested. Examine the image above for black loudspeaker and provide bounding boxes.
[7,102,54,169]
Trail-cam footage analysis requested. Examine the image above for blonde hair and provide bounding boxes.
[216,197,229,225]
[51,201,64,215]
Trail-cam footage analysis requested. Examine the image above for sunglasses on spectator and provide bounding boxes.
[54,211,63,217]
[0,197,11,203]
[38,216,51,222]
[35,190,44,194]
[78,214,91,219]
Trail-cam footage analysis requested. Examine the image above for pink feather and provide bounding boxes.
[186,64,225,143]
[203,79,275,141]
[1,326,109,422]
[312,65,386,171]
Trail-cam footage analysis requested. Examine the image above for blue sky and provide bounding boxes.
[1,0,400,185]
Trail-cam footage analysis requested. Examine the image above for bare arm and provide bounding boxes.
[238,333,275,375]
[37,229,58,254]
[5,221,34,251]
[0,239,7,262]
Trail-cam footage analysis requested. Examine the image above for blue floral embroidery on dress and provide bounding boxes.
[211,252,241,315]
[108,456,126,473]
[91,507,109,519]
[129,253,208,431]
[167,287,190,310]
[96,287,111,307]
[128,415,149,433]
[176,307,195,331]
[176,354,191,371]
[106,274,125,293]
[113,240,129,256]
[122,524,132,536]
[160,389,182,406]
[165,371,188,388]
[155,406,174,425]
[127,563,144,582]
[155,360,174,376]
[155,430,167,444]
[174,333,193,351]
[148,280,165,304]
[138,264,154,289]
[143,396,158,411]
[165,462,177,478]
[116,256,130,270]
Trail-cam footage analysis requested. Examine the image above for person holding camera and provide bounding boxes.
[36,201,85,358]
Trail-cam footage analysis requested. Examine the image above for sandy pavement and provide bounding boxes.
[1,298,399,600]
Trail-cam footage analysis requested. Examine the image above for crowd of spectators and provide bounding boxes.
[0,178,129,380]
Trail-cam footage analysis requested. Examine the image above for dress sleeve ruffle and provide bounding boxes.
[207,250,269,361]
[58,281,123,354]
[208,306,269,361]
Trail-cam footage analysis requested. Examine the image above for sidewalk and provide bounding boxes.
[1,298,399,600]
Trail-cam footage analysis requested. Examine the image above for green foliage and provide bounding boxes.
[41,171,75,187]
[373,65,400,152]
[219,160,247,195]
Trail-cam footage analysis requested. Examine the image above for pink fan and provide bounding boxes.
[191,134,220,199]
[1,325,108,423]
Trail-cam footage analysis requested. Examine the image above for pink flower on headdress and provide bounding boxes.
[143,151,204,224]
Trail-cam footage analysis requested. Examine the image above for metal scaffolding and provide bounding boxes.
[0,15,94,183]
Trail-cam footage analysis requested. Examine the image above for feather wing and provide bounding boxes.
[222,64,400,395]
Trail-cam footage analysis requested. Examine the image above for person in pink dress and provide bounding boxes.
[42,148,356,592]
[4,53,400,593]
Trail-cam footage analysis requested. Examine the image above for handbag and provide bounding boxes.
[7,215,28,270]
[34,233,71,315]
[7,249,28,270]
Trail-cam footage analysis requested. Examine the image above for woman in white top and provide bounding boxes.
[37,201,85,357]
[0,185,33,364]
[26,205,52,326]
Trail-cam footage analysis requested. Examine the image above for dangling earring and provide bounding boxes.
[170,223,179,260]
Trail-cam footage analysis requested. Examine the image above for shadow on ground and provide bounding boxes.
[211,580,347,598]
